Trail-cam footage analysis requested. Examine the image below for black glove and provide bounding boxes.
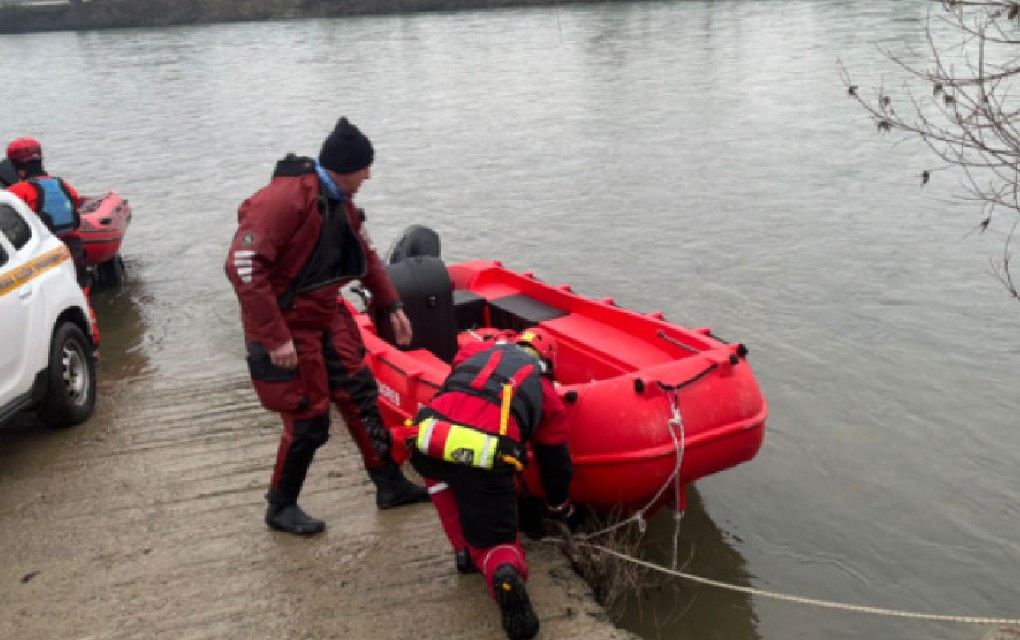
[546,500,582,533]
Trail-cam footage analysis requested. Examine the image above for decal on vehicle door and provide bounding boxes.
[0,245,70,296]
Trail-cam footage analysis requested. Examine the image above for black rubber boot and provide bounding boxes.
[265,414,329,535]
[368,459,429,509]
[493,564,539,640]
[456,547,478,574]
[265,498,325,536]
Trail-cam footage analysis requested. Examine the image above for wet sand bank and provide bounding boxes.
[0,369,638,640]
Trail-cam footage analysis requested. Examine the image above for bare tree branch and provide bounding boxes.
[841,0,1020,304]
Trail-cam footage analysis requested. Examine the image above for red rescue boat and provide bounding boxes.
[349,227,768,516]
[79,191,131,284]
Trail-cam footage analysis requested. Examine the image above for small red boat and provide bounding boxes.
[79,191,131,284]
[350,227,768,516]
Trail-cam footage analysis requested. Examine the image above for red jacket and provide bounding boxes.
[423,340,574,506]
[225,165,399,350]
[429,340,571,446]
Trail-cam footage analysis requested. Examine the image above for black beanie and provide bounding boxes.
[318,117,374,174]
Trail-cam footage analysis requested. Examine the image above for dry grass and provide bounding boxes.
[547,506,693,632]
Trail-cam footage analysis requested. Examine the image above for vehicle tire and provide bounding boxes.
[94,254,126,286]
[37,322,97,428]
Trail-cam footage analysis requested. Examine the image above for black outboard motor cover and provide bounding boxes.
[385,224,442,265]
[373,255,458,363]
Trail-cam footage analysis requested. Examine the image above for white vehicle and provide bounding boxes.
[0,191,97,427]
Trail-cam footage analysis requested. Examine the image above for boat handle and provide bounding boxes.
[705,331,751,358]
[656,330,699,353]
[650,362,719,395]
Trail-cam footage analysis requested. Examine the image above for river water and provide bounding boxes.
[1,2,1017,639]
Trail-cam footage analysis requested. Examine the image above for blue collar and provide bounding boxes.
[314,161,345,201]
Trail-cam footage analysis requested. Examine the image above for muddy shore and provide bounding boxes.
[0,0,643,34]
[0,369,639,640]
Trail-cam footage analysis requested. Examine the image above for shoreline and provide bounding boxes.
[0,0,642,35]
[0,369,642,640]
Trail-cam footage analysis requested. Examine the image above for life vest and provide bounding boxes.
[271,155,367,309]
[410,344,545,471]
[29,177,78,236]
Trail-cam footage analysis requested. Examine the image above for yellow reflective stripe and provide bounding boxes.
[499,383,512,436]
[415,417,511,470]
[0,245,70,297]
[443,426,496,469]
[416,417,438,453]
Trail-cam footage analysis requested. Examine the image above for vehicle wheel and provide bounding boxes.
[37,322,96,428]
[94,254,126,286]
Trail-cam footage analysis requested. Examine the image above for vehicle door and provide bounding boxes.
[0,201,37,402]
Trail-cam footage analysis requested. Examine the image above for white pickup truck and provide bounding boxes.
[0,190,97,427]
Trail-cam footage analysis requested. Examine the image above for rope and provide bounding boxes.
[545,364,1020,627]
[571,386,688,571]
[568,542,1020,626]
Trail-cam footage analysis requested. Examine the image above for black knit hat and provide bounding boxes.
[318,117,374,174]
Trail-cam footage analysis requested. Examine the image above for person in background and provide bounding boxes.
[397,328,577,640]
[5,137,89,288]
[225,116,428,537]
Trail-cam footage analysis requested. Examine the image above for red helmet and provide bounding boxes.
[516,327,558,377]
[7,137,42,164]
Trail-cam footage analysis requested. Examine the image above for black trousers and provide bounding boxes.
[62,235,88,288]
[411,452,518,549]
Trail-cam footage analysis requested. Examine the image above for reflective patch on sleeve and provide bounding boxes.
[232,249,256,284]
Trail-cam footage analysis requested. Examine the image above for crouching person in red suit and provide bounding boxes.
[404,327,575,640]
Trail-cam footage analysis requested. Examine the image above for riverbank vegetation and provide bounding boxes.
[0,0,634,34]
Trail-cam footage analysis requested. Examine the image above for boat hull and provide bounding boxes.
[353,259,767,515]
[79,192,130,266]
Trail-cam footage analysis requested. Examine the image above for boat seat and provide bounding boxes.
[487,293,568,332]
[372,255,459,363]
[453,289,487,332]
